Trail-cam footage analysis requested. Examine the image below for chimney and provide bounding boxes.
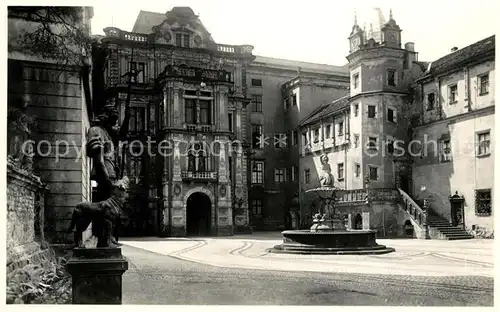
[404,42,416,69]
[451,47,458,52]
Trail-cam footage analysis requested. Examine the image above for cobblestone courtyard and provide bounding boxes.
[120,233,493,305]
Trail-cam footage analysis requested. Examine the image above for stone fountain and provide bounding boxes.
[268,154,395,255]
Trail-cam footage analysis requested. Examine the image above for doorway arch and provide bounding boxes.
[354,213,363,230]
[186,192,212,236]
[404,220,414,237]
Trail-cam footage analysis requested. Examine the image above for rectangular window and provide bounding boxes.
[304,169,310,184]
[185,98,196,124]
[228,113,233,133]
[252,124,263,149]
[183,34,190,48]
[449,84,458,104]
[302,132,308,146]
[251,161,264,184]
[175,33,182,47]
[387,108,395,123]
[369,166,379,181]
[368,136,378,150]
[475,189,492,216]
[355,163,361,177]
[228,156,233,181]
[440,139,452,162]
[477,131,491,157]
[387,69,396,86]
[129,106,146,132]
[291,166,298,182]
[284,97,290,110]
[337,163,344,181]
[252,94,263,112]
[368,105,376,118]
[274,133,287,148]
[252,199,263,215]
[427,93,435,110]
[353,73,360,89]
[354,104,359,117]
[354,134,360,148]
[338,121,344,136]
[479,73,489,95]
[292,130,298,145]
[199,99,211,124]
[251,79,262,87]
[313,128,320,143]
[274,168,286,183]
[325,125,331,139]
[387,139,395,154]
[292,94,297,106]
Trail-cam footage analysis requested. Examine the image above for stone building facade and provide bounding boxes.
[410,36,495,235]
[7,7,94,244]
[97,7,255,236]
[296,10,495,237]
[246,57,349,230]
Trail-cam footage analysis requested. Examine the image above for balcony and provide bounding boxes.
[181,171,218,182]
[184,124,214,133]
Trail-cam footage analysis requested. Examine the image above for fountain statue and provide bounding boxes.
[267,153,395,255]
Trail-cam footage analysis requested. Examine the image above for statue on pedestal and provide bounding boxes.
[67,104,130,248]
[318,154,334,187]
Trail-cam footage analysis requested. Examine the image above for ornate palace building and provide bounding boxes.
[92,6,494,239]
[96,7,255,236]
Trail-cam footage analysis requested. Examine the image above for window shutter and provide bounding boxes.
[393,109,398,123]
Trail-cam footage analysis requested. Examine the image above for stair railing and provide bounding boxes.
[397,188,428,228]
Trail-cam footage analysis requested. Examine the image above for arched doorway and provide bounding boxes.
[404,220,414,237]
[186,192,212,236]
[354,213,363,230]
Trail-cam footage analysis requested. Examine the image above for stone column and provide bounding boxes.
[173,88,183,126]
[362,212,370,230]
[236,102,242,140]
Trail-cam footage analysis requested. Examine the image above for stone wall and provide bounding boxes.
[6,161,51,273]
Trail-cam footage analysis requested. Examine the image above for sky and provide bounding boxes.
[89,0,496,65]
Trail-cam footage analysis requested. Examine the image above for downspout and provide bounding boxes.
[344,109,348,190]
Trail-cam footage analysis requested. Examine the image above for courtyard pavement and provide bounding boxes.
[121,232,494,278]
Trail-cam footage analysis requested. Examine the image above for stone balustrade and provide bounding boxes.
[397,188,427,227]
[336,188,399,203]
[181,171,218,181]
[102,27,254,56]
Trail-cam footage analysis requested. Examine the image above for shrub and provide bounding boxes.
[6,249,72,304]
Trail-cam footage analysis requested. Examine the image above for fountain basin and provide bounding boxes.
[267,230,395,255]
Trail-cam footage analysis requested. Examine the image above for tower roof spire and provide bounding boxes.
[354,10,358,25]
[389,9,393,20]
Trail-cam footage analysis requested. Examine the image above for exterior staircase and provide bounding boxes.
[426,211,474,240]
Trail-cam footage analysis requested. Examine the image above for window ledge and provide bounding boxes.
[475,213,492,217]
[477,153,491,158]
[337,178,344,182]
[449,101,458,105]
[479,92,489,96]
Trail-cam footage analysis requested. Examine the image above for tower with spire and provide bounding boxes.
[344,8,420,190]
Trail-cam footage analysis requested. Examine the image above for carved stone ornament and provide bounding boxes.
[174,184,182,197]
[194,35,202,46]
[219,184,227,198]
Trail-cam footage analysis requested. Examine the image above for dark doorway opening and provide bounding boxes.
[354,214,363,230]
[186,192,212,236]
[404,220,414,237]
[399,175,410,194]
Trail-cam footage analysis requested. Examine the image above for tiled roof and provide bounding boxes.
[299,95,350,126]
[132,10,166,33]
[252,56,349,76]
[427,35,495,76]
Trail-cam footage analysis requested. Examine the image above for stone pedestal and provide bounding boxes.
[66,248,128,304]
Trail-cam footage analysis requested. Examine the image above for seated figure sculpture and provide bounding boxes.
[318,154,334,187]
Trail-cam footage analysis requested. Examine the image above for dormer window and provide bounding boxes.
[175,33,190,48]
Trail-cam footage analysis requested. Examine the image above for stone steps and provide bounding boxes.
[427,214,473,240]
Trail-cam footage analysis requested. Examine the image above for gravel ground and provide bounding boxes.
[121,245,494,306]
